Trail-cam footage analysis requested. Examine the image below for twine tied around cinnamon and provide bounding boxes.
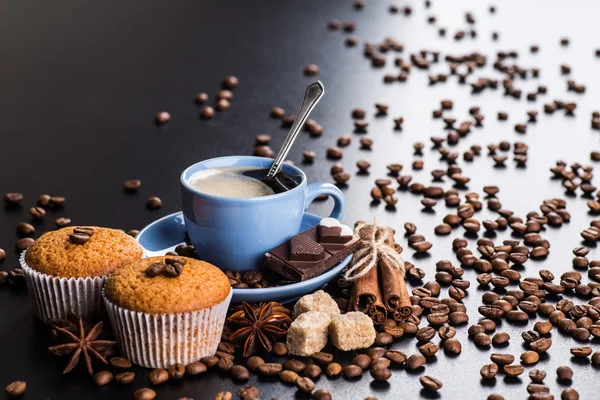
[343,218,405,281]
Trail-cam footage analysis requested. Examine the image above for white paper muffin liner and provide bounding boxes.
[103,289,232,368]
[20,251,107,323]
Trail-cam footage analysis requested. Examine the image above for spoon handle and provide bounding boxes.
[267,81,325,179]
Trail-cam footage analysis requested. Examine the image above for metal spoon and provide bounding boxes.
[266,81,325,182]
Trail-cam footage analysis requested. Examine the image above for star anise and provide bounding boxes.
[48,317,116,375]
[227,302,291,357]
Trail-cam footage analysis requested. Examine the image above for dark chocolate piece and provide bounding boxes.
[289,234,326,262]
[318,225,353,252]
[318,225,353,244]
[264,226,362,281]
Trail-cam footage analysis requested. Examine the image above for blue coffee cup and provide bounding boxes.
[180,156,345,272]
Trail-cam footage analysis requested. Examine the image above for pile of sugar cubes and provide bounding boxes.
[286,290,376,356]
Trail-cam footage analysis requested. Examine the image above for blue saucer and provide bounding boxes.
[136,212,351,304]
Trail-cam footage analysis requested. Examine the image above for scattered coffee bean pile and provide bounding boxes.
[240,2,600,399]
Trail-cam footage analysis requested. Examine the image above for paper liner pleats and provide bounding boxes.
[103,289,232,368]
[20,251,106,323]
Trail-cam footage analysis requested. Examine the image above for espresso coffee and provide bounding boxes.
[188,166,299,198]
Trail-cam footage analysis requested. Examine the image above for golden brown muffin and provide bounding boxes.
[25,226,143,278]
[104,256,231,314]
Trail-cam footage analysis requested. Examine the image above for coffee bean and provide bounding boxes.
[384,195,398,207]
[492,332,510,345]
[506,310,529,322]
[303,364,321,379]
[521,351,540,365]
[280,370,299,384]
[313,389,333,400]
[528,368,547,383]
[304,64,319,76]
[238,386,259,399]
[479,305,504,319]
[16,222,35,236]
[35,194,50,207]
[343,364,363,378]
[255,362,280,376]
[124,179,142,192]
[572,328,590,341]
[222,76,238,89]
[370,366,391,381]
[490,353,514,365]
[474,333,491,346]
[438,326,456,341]
[29,206,45,219]
[0,249,5,262]
[147,196,162,209]
[282,359,304,373]
[416,327,436,343]
[268,341,287,356]
[443,338,462,354]
[133,388,156,400]
[217,357,233,372]
[5,381,26,397]
[419,342,439,357]
[374,332,393,345]
[4,193,23,206]
[145,262,166,277]
[93,370,113,386]
[480,363,499,379]
[556,366,573,381]
[404,222,417,235]
[114,371,135,384]
[413,241,432,253]
[311,352,333,365]
[229,365,249,381]
[561,388,579,400]
[570,346,592,357]
[527,383,549,395]
[55,217,72,228]
[420,375,442,391]
[296,376,315,392]
[155,111,171,124]
[167,363,185,379]
[148,368,169,385]
[529,338,552,352]
[503,364,524,377]
[16,237,35,251]
[164,262,183,278]
[403,354,425,370]
[194,92,209,104]
[434,223,452,235]
[325,362,342,377]
[109,356,132,370]
[327,147,343,160]
[199,106,215,119]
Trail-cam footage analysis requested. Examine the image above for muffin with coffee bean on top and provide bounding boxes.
[21,226,143,323]
[103,256,232,368]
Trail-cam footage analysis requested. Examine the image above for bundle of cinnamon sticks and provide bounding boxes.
[347,222,412,326]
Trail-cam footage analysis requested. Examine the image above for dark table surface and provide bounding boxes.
[1,0,600,399]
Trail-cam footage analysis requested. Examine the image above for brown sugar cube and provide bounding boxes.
[329,312,376,351]
[292,290,341,319]
[286,311,330,356]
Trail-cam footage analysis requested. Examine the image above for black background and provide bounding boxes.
[1,0,600,399]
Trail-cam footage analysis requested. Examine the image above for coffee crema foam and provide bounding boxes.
[188,167,276,198]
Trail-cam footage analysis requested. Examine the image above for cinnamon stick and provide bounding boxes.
[348,224,387,325]
[378,227,401,312]
[349,265,378,313]
[396,270,412,319]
